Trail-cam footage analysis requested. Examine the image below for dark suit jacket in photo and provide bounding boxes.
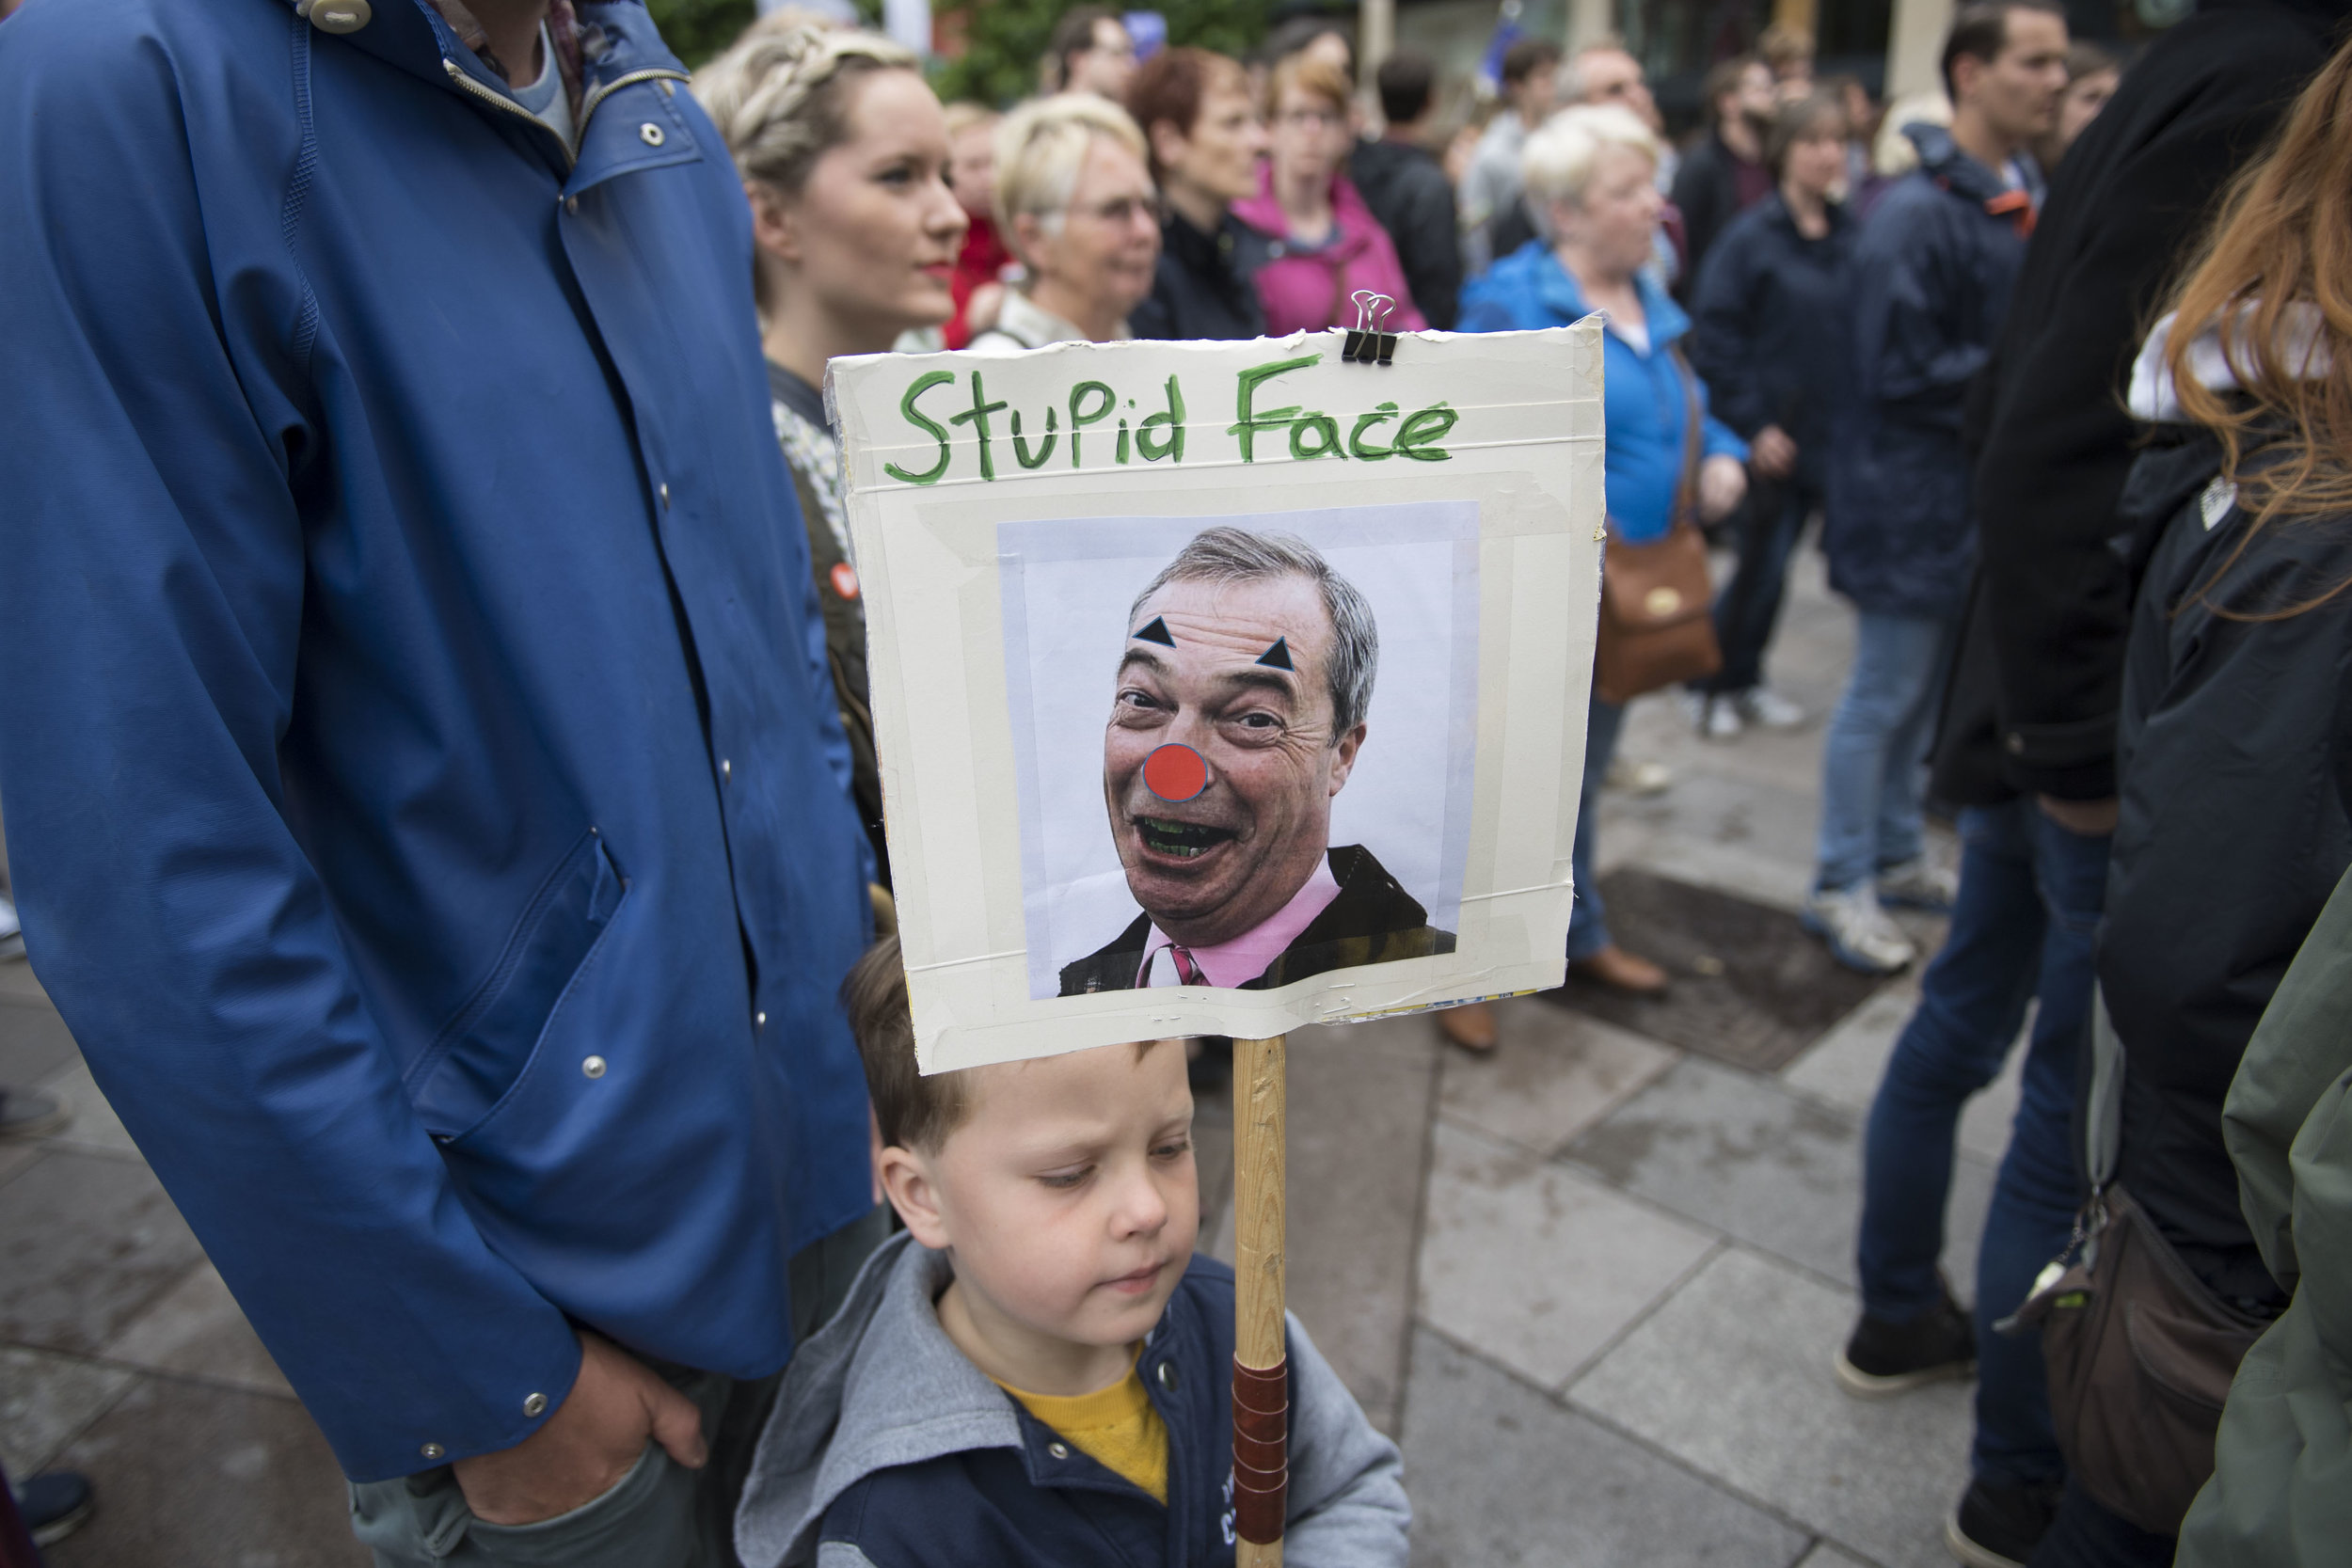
[1057,844,1455,996]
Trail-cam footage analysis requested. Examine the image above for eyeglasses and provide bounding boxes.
[1278,106,1345,130]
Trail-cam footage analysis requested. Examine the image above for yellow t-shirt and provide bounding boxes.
[994,1355,1170,1504]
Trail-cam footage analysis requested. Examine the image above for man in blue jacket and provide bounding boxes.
[1807,0,2066,977]
[0,0,880,1560]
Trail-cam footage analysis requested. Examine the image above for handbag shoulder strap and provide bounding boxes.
[2086,984,2124,1194]
[1667,342,1706,529]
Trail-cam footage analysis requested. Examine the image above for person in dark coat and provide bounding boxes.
[1870,8,2345,1562]
[1805,2,2066,983]
[1669,55,1777,296]
[1349,50,1463,329]
[1685,89,1855,739]
[2050,51,2352,1552]
[1127,46,1272,341]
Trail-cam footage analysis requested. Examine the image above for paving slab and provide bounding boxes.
[1564,1055,1994,1291]
[1571,1247,1974,1568]
[1547,872,1886,1073]
[0,960,50,1008]
[0,996,76,1088]
[103,1262,294,1399]
[1795,1542,1882,1568]
[1282,1016,1440,1433]
[29,1058,145,1164]
[1438,1001,1677,1157]
[0,1148,205,1354]
[1782,986,2028,1168]
[0,1140,38,1189]
[1404,1328,1807,1568]
[43,1374,368,1568]
[1598,768,1826,914]
[0,1345,136,1476]
[1419,1121,1716,1390]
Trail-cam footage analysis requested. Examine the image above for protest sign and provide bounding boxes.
[831,325,1604,1072]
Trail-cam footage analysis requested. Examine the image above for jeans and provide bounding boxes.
[2028,1478,2174,1568]
[1855,801,2109,1486]
[351,1204,891,1568]
[1814,610,1956,892]
[1566,694,1627,961]
[1700,476,1816,695]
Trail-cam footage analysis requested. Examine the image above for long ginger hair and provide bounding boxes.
[2161,35,2352,615]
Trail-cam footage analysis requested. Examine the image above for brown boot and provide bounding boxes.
[1437,1000,1498,1052]
[1570,944,1669,996]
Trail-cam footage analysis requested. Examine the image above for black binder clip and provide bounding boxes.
[1342,290,1399,366]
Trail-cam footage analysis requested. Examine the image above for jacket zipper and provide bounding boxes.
[441,60,691,173]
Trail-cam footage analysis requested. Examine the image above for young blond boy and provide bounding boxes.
[735,937,1409,1567]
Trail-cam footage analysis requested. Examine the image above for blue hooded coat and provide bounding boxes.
[0,0,875,1482]
[1458,242,1745,541]
[1822,124,2037,619]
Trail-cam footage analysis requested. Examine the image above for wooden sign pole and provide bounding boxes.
[1232,1033,1289,1566]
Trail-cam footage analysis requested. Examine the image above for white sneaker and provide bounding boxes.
[1735,687,1806,729]
[1701,696,1743,741]
[1605,756,1675,796]
[1878,857,1959,914]
[1803,884,1916,974]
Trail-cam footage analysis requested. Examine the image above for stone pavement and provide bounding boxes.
[0,548,2025,1566]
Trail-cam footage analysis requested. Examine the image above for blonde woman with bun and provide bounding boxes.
[696,24,967,880]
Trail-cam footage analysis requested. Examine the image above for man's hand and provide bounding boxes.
[453,1332,707,1527]
[1749,424,1798,481]
[1698,452,1748,525]
[2037,794,2119,837]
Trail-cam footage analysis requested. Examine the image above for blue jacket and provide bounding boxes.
[735,1235,1412,1568]
[1688,194,1856,491]
[1823,126,2035,617]
[0,0,875,1482]
[1459,242,1745,541]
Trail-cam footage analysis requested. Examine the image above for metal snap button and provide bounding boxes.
[1047,1441,1070,1460]
[1156,1361,1177,1391]
[302,0,373,33]
[564,196,580,215]
[720,757,732,782]
[755,1011,768,1028]
[639,122,666,148]
[420,1442,445,1461]
[658,483,671,510]
[522,1392,548,1418]
[581,1056,607,1079]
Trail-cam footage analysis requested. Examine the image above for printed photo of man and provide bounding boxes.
[1059,527,1455,994]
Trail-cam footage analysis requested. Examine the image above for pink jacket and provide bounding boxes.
[1232,165,1428,337]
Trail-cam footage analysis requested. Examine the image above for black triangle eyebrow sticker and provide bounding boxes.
[1133,616,1176,646]
[1256,637,1294,670]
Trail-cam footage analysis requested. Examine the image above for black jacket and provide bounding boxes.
[1686,194,1853,490]
[1058,844,1454,996]
[1347,136,1461,329]
[1668,129,1769,298]
[1131,211,1270,342]
[1821,126,2030,620]
[1932,0,2348,805]
[2103,432,2352,1308]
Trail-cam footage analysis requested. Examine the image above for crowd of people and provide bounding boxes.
[2,0,2351,1565]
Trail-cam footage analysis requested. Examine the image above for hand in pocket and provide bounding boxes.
[454,1331,707,1526]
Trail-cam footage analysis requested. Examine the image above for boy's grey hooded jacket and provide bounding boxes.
[736,1232,1409,1568]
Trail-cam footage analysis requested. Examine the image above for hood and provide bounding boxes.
[1901,121,2013,203]
[735,1233,1024,1568]
[2127,303,2332,422]
[1521,247,1692,351]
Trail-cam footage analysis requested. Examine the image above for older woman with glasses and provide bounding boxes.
[1233,54,1424,335]
[972,94,1161,349]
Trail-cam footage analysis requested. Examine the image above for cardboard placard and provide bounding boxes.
[829,326,1604,1071]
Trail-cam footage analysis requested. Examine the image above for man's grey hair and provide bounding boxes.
[1128,528,1379,737]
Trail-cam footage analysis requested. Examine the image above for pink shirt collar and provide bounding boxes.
[1138,858,1343,989]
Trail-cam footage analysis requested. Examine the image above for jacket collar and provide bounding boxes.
[1232,165,1375,261]
[283,1,691,187]
[1904,121,2018,205]
[1531,250,1690,351]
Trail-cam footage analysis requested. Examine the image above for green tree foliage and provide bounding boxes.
[932,0,1280,108]
[644,0,757,67]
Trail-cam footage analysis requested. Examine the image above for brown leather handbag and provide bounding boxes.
[1592,346,1723,705]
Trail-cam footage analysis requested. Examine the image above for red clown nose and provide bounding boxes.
[1143,743,1208,802]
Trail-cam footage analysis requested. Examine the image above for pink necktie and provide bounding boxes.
[1168,945,1205,986]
